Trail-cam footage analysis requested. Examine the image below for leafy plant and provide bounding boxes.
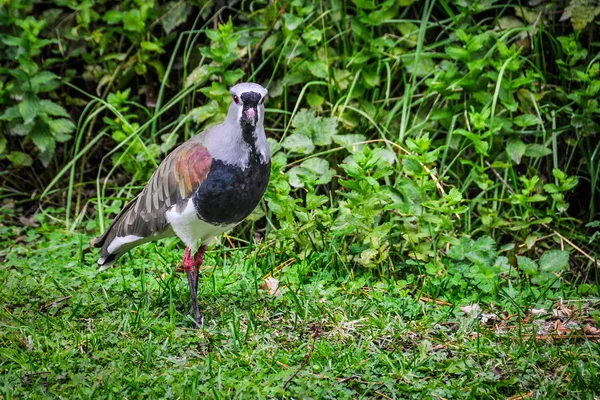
[0,14,75,167]
[186,20,245,128]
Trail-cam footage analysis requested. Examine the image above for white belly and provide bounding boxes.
[165,198,235,249]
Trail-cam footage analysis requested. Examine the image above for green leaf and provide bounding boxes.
[39,100,70,118]
[307,93,324,110]
[291,109,316,131]
[54,131,73,143]
[1,35,24,47]
[506,138,526,164]
[543,183,560,194]
[398,22,419,47]
[147,60,166,81]
[539,250,570,272]
[262,34,279,55]
[160,133,178,154]
[333,134,367,150]
[306,192,328,209]
[351,18,370,39]
[19,93,40,124]
[282,14,303,31]
[562,0,600,30]
[288,157,335,188]
[363,0,399,25]
[123,10,145,32]
[8,151,33,168]
[446,46,469,61]
[290,109,337,146]
[405,56,436,77]
[465,236,496,265]
[222,69,244,86]
[141,41,164,53]
[10,122,34,136]
[0,105,21,121]
[37,140,56,167]
[302,157,335,185]
[30,71,60,93]
[525,144,552,158]
[199,81,229,99]
[0,133,6,156]
[9,68,30,82]
[160,1,192,34]
[363,67,380,88]
[185,65,211,88]
[281,133,314,154]
[103,10,123,24]
[353,0,376,9]
[517,256,538,275]
[49,118,76,136]
[188,103,219,124]
[312,117,337,146]
[31,124,55,152]
[302,28,322,46]
[305,60,328,79]
[467,32,492,52]
[514,114,541,127]
[402,158,423,175]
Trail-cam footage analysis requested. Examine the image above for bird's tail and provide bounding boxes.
[93,225,127,271]
[93,195,142,270]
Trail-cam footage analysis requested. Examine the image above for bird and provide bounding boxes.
[93,82,271,326]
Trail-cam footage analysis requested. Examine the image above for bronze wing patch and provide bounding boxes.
[94,141,213,257]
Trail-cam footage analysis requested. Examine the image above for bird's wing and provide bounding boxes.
[134,140,213,230]
[94,141,213,265]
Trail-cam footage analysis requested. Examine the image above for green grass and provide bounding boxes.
[1,214,599,399]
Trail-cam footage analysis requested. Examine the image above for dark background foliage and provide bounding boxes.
[1,0,599,281]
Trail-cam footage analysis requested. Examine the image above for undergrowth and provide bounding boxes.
[1,208,600,398]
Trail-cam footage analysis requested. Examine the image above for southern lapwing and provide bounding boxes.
[93,82,271,326]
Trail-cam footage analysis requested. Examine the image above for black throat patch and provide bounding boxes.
[240,91,261,144]
[241,120,256,144]
[192,143,271,226]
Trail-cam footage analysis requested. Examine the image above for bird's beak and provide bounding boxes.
[244,107,256,125]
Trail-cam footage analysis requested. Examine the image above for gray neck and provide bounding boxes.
[201,107,270,170]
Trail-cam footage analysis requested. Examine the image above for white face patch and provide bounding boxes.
[203,104,270,170]
[165,198,236,249]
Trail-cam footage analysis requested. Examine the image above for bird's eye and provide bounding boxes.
[233,95,239,104]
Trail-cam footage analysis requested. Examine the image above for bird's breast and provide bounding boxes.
[192,158,271,225]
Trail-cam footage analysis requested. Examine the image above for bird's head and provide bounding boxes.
[228,82,268,129]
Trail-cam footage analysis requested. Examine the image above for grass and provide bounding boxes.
[1,211,599,398]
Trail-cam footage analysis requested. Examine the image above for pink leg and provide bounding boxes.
[183,247,194,270]
[194,246,205,267]
[184,245,206,327]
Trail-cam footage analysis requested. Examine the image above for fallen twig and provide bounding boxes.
[39,296,72,312]
[282,342,315,389]
[283,324,322,389]
[420,295,452,306]
[542,223,600,268]
[484,160,515,195]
